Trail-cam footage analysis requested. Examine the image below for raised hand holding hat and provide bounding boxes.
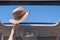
[9,7,30,24]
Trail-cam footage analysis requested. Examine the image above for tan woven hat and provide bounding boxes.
[9,7,29,24]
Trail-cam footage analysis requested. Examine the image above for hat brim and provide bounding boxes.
[9,10,30,24]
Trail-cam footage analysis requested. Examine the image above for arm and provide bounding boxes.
[8,10,30,40]
[8,24,18,40]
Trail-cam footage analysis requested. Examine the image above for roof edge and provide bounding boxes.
[3,22,55,24]
[1,20,60,27]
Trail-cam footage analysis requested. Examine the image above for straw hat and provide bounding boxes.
[9,7,29,24]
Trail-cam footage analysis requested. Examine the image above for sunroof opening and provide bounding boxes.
[0,5,60,23]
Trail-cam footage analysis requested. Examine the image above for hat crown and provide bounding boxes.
[12,7,25,13]
[12,7,26,20]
